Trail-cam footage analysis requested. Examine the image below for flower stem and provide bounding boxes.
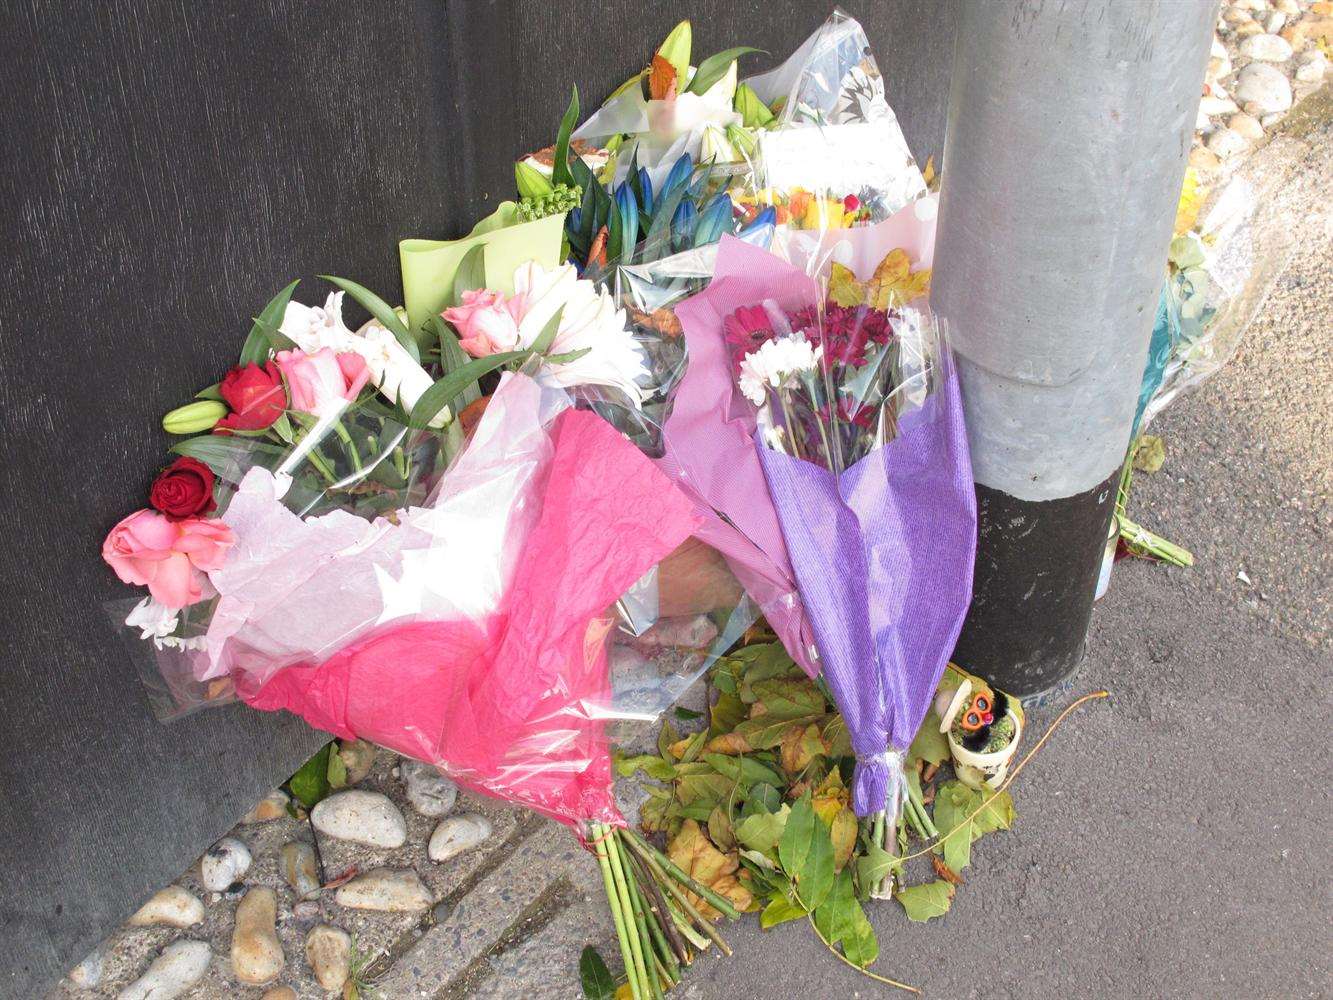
[626,842,687,970]
[624,830,741,920]
[625,839,732,957]
[592,824,640,1000]
[622,850,664,1000]
[604,827,651,998]
[329,419,364,474]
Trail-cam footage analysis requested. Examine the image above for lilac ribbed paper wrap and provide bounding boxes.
[675,234,976,816]
[660,246,825,678]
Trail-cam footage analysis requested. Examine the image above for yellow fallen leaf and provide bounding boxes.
[780,722,826,774]
[667,820,754,920]
[830,807,858,871]
[828,262,867,308]
[1173,167,1208,236]
[705,731,752,755]
[868,249,932,310]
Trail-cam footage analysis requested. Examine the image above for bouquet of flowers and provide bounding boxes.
[105,256,757,999]
[671,210,976,893]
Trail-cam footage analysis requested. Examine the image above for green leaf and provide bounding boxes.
[423,314,480,410]
[709,691,747,735]
[287,743,334,810]
[840,902,879,967]
[907,710,950,767]
[733,713,825,751]
[320,275,420,361]
[170,435,285,476]
[449,244,487,310]
[674,706,704,721]
[528,305,565,356]
[744,783,782,815]
[734,804,789,858]
[974,789,1016,836]
[578,945,615,1000]
[685,47,761,96]
[194,383,222,401]
[931,780,981,872]
[613,753,676,782]
[749,679,825,720]
[1133,433,1166,473]
[544,346,591,365]
[326,747,348,789]
[733,82,775,127]
[514,160,554,200]
[552,87,580,189]
[811,868,856,943]
[702,753,783,792]
[409,351,527,429]
[855,843,901,895]
[239,279,300,365]
[778,794,835,910]
[759,895,807,929]
[896,880,954,923]
[657,719,679,762]
[708,805,735,852]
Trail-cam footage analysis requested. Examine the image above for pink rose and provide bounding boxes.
[103,510,235,609]
[441,288,525,357]
[275,348,371,418]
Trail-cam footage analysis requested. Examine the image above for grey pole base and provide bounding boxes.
[951,468,1120,700]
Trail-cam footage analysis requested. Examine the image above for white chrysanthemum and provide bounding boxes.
[126,597,179,642]
[280,291,443,425]
[737,335,823,406]
[511,261,650,406]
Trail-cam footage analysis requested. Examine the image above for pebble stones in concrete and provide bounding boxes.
[200,836,252,892]
[334,867,434,912]
[240,789,290,824]
[304,924,352,991]
[311,789,407,848]
[428,813,494,862]
[126,886,204,928]
[1236,61,1295,112]
[231,887,284,985]
[279,841,322,899]
[116,940,211,1000]
[400,759,459,817]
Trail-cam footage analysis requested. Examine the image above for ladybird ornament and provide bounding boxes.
[936,667,1024,790]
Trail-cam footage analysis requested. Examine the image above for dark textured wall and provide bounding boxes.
[0,1,954,992]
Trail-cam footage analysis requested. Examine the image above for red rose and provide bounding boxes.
[148,457,217,518]
[215,361,286,432]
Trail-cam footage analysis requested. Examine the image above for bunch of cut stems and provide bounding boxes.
[588,823,741,999]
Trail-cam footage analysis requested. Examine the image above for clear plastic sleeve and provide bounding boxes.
[1140,172,1294,426]
[736,9,927,232]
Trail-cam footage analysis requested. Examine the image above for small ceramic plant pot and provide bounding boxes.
[938,678,1023,790]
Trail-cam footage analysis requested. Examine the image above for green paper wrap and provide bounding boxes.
[399,203,566,336]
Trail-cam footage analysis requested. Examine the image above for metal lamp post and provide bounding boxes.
[934,0,1218,699]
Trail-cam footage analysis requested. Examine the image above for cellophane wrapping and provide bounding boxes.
[115,371,755,830]
[1140,172,1294,427]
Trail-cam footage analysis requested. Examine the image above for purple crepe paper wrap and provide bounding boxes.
[679,235,977,816]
